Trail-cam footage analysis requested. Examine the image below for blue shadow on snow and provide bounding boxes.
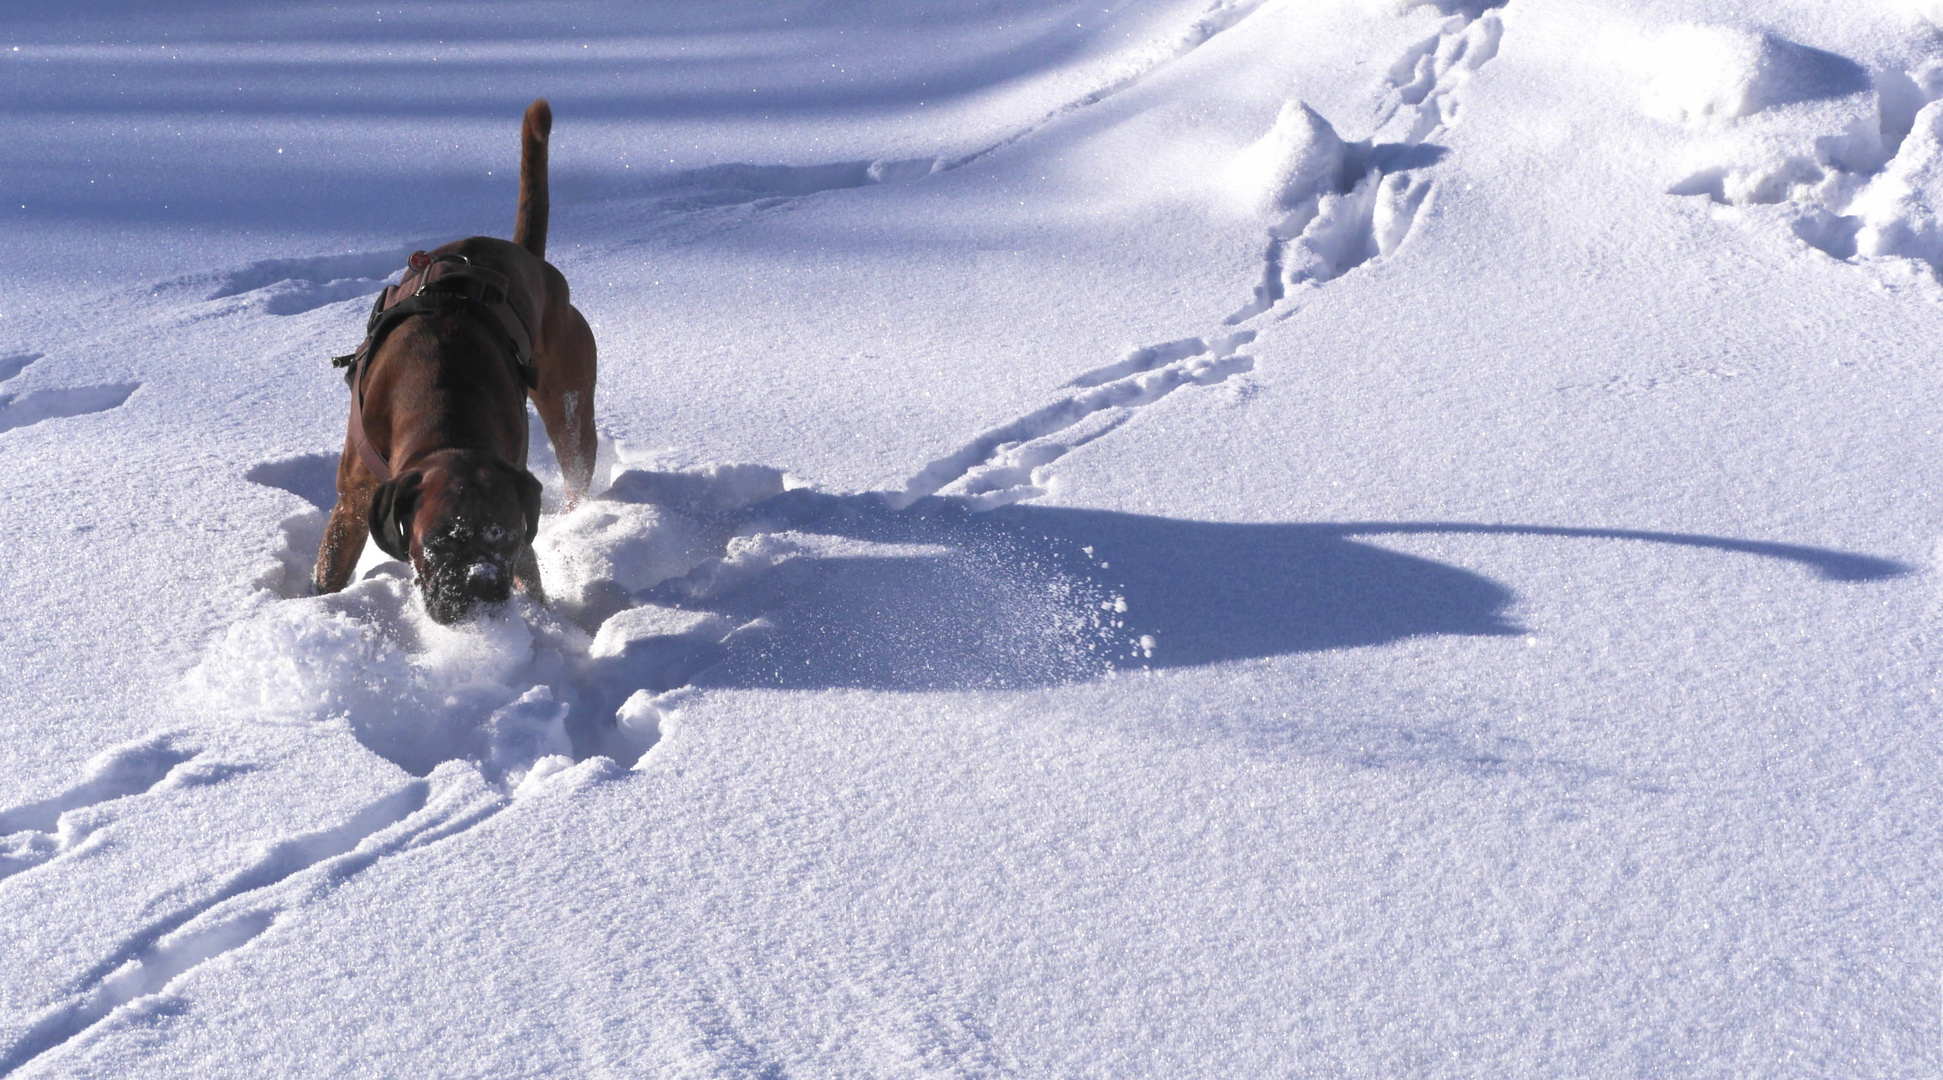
[621,490,1910,693]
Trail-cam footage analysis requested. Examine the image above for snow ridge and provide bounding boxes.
[943,0,1277,172]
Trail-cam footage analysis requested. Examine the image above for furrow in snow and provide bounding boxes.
[0,735,204,882]
[0,764,520,1078]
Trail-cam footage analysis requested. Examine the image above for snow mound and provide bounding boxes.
[184,575,586,785]
[193,462,793,784]
[1640,26,1870,126]
[1226,101,1348,218]
[1666,47,1943,285]
[1224,99,1431,280]
[1212,9,1498,324]
[1222,102,1441,322]
[1851,99,1943,264]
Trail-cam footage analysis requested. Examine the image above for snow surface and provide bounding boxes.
[2,0,1941,1075]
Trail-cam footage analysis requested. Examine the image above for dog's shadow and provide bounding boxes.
[636,489,1911,694]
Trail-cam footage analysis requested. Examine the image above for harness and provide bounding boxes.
[332,251,540,481]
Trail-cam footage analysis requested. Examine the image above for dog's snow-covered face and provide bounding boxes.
[368,449,541,624]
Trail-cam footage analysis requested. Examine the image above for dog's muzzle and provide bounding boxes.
[422,559,514,624]
[465,561,504,596]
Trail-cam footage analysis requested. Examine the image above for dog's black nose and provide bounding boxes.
[464,561,505,598]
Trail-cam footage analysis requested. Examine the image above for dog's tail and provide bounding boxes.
[513,98,551,260]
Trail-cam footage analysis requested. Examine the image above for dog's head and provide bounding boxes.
[369,449,542,624]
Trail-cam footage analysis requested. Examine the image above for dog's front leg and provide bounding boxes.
[314,502,369,594]
[314,454,377,594]
[513,544,546,604]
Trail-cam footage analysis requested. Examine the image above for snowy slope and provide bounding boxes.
[2,0,1941,1076]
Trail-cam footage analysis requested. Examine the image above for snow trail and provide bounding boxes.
[0,736,209,882]
[0,759,593,1077]
[894,1,1510,510]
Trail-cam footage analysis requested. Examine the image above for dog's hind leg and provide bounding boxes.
[531,303,599,506]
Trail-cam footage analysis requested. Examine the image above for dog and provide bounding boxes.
[313,98,598,624]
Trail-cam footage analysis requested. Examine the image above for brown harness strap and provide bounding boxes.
[346,359,396,481]
[335,252,541,482]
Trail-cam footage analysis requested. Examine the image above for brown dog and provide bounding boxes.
[313,99,598,623]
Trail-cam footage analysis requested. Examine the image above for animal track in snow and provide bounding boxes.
[894,332,1258,509]
[1063,336,1213,388]
[1374,4,1505,144]
[0,759,603,1078]
[1223,6,1501,324]
[0,735,216,882]
[0,352,139,435]
[897,4,1507,509]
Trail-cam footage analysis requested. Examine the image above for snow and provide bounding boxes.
[2,0,1941,1075]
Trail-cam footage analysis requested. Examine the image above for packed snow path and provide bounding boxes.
[2,0,1941,1076]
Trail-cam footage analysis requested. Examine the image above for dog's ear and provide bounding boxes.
[514,468,543,546]
[368,470,424,561]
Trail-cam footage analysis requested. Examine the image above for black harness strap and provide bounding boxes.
[332,252,541,481]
